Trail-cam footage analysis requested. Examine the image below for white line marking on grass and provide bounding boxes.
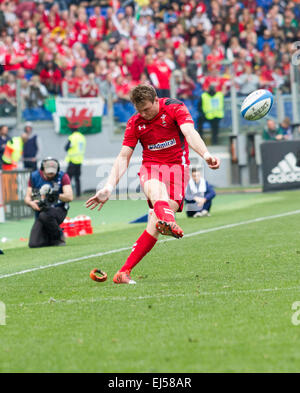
[197,285,300,296]
[9,293,187,307]
[0,246,133,280]
[6,285,300,308]
[1,209,300,281]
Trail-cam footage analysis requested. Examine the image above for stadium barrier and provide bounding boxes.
[1,170,33,220]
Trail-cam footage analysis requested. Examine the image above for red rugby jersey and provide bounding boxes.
[122,98,194,166]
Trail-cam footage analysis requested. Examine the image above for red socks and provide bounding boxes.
[153,201,175,223]
[120,230,157,273]
[119,202,174,273]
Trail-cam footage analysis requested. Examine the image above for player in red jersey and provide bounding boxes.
[86,85,220,284]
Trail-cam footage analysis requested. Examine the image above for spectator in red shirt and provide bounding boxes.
[75,10,89,45]
[210,22,230,45]
[114,74,129,101]
[13,32,27,55]
[43,3,60,30]
[89,6,105,28]
[200,67,229,94]
[73,66,86,90]
[176,51,188,69]
[39,60,63,95]
[65,19,78,47]
[90,16,105,45]
[260,56,277,91]
[22,47,39,71]
[125,51,145,82]
[62,69,78,97]
[206,43,225,72]
[146,51,172,98]
[174,69,196,100]
[280,53,291,76]
[19,10,35,30]
[4,46,26,72]
[77,73,99,98]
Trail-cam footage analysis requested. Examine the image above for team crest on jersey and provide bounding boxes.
[148,138,176,151]
[160,114,167,126]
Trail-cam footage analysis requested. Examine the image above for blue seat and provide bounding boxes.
[203,122,210,130]
[86,7,94,17]
[25,72,33,81]
[284,101,293,120]
[23,107,52,121]
[101,7,108,17]
[183,99,199,124]
[114,102,136,123]
[123,102,136,117]
[103,102,108,116]
[113,102,126,121]
[113,103,126,122]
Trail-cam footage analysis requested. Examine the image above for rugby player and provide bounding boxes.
[86,85,220,284]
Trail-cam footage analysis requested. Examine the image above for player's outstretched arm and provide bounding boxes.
[180,123,220,170]
[86,146,134,211]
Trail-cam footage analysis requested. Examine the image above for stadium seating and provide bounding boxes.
[0,0,296,140]
[23,108,53,121]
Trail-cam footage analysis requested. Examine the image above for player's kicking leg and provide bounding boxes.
[143,178,184,239]
[113,180,181,284]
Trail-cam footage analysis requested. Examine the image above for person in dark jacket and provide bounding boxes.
[24,158,73,248]
[185,167,216,217]
[23,122,41,171]
[0,125,10,170]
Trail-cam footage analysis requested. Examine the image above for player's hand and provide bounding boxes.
[85,187,112,211]
[204,155,220,170]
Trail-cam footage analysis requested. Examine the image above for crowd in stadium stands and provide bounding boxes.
[0,0,299,121]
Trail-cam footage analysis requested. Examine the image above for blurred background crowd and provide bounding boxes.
[0,0,299,134]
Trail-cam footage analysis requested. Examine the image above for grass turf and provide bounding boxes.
[1,190,300,372]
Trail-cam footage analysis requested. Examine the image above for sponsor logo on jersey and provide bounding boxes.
[148,138,176,151]
[138,124,146,130]
[267,152,300,184]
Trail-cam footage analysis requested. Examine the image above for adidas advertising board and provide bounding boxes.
[260,141,300,192]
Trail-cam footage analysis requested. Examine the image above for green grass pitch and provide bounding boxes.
[1,190,300,373]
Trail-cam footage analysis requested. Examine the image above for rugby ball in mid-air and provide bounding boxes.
[241,89,273,121]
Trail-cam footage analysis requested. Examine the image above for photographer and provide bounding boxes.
[24,75,48,109]
[25,158,73,248]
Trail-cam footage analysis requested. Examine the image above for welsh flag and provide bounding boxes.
[55,97,104,135]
